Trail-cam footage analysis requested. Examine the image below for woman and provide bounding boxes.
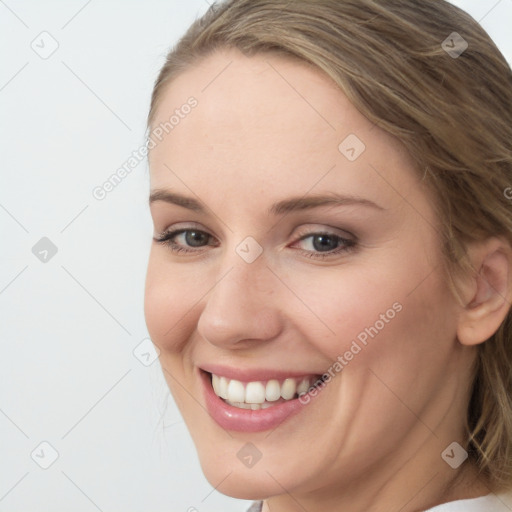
[144,1,512,510]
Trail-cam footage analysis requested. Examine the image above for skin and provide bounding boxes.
[144,48,512,511]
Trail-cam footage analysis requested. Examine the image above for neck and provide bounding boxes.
[262,457,490,512]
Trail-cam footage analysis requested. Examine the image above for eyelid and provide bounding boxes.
[155,223,354,244]
[155,221,211,236]
[292,223,355,241]
[154,223,358,262]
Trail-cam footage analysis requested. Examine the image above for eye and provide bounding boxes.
[154,226,357,260]
[154,228,217,254]
[291,231,357,260]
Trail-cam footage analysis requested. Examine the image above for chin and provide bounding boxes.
[198,457,283,501]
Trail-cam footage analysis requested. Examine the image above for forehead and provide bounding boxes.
[148,48,420,212]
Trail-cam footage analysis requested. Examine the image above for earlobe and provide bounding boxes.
[457,237,512,346]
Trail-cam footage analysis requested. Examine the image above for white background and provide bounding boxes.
[0,1,511,511]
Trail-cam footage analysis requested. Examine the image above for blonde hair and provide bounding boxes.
[148,0,512,492]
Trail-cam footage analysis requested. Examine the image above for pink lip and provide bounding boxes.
[199,368,324,433]
[199,363,321,383]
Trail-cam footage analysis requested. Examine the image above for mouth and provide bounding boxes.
[199,367,328,432]
[210,372,325,409]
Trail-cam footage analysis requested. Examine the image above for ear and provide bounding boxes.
[457,237,512,346]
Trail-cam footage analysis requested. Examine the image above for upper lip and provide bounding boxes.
[198,363,322,383]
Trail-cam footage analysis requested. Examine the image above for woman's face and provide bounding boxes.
[144,49,475,504]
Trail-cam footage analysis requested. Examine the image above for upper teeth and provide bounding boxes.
[211,373,319,405]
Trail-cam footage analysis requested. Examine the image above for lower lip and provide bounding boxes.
[200,370,321,432]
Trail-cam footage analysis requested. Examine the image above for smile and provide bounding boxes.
[199,367,327,432]
[211,373,322,409]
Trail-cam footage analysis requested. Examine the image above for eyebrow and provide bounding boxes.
[148,189,384,215]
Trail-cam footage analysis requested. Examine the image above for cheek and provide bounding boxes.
[284,263,405,363]
[143,252,205,351]
[144,254,205,413]
[286,255,456,373]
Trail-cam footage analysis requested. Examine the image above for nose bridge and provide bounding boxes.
[227,248,270,294]
[196,250,282,346]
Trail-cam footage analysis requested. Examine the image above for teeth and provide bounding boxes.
[212,374,221,396]
[218,376,228,399]
[225,400,271,410]
[225,400,253,409]
[297,377,310,395]
[245,382,266,404]
[211,373,320,407]
[265,380,281,402]
[227,379,245,402]
[281,378,297,400]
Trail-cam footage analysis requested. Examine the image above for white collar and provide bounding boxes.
[425,491,512,511]
[248,490,512,512]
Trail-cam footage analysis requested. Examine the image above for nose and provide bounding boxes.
[196,256,283,349]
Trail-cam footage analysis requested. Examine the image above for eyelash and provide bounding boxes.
[153,227,357,260]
